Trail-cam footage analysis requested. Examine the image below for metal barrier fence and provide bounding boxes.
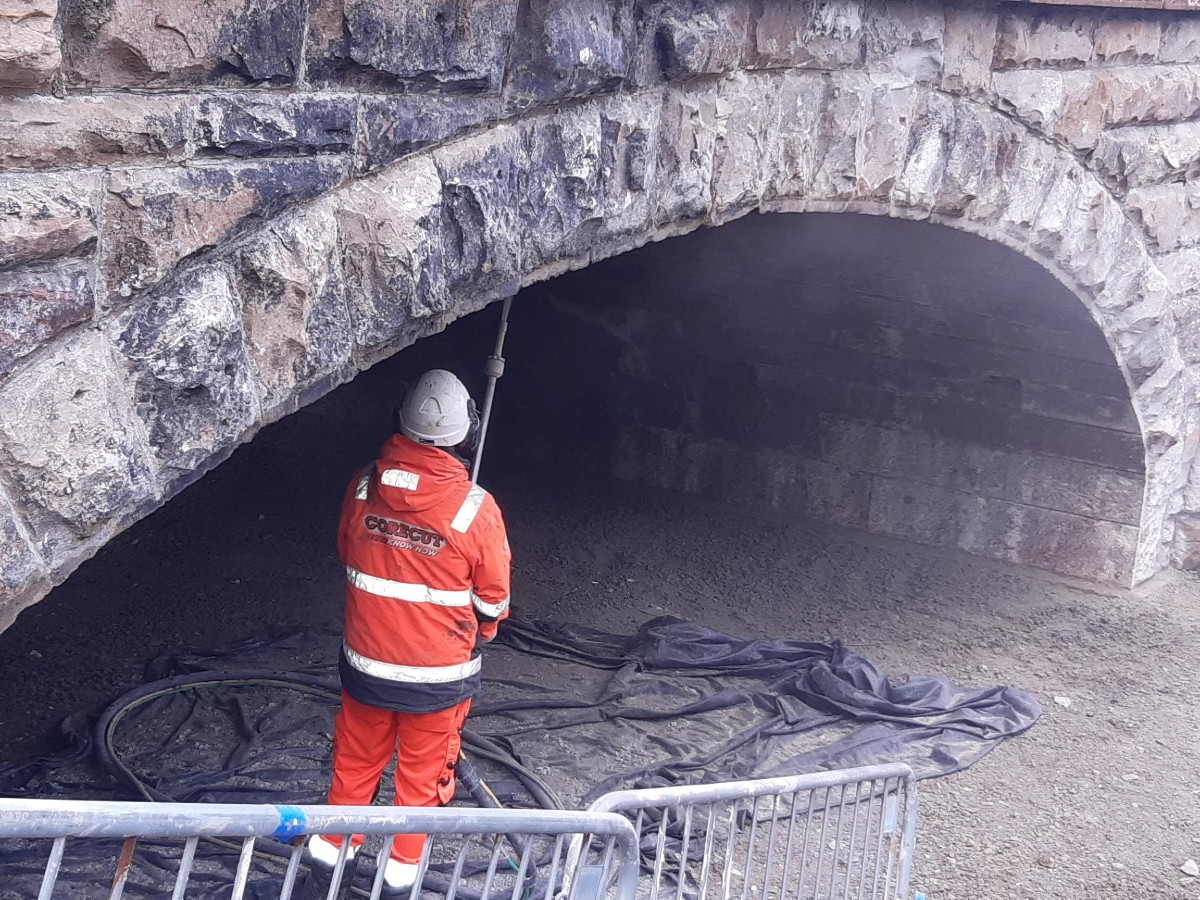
[0,799,639,900]
[571,764,917,900]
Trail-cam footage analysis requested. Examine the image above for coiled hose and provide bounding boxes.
[93,670,565,898]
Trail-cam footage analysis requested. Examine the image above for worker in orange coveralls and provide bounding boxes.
[303,369,512,895]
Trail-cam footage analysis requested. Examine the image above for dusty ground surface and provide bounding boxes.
[0,409,1197,900]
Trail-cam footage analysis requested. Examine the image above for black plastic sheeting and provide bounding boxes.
[0,617,1041,897]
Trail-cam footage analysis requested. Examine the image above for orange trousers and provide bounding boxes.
[325,692,471,863]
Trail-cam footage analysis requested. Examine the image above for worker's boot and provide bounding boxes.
[378,858,421,897]
[296,835,357,900]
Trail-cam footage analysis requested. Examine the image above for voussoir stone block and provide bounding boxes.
[652,81,717,226]
[0,95,190,170]
[333,156,450,353]
[64,0,306,87]
[0,262,93,376]
[588,92,660,256]
[0,330,157,563]
[0,487,47,632]
[763,71,826,202]
[110,265,259,477]
[433,125,523,297]
[102,159,346,303]
[0,171,99,270]
[518,107,606,270]
[711,72,782,219]
[231,207,353,421]
[340,0,518,89]
[0,0,61,88]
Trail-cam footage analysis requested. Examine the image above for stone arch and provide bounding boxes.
[0,68,1191,626]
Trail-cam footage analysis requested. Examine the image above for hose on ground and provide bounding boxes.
[92,670,567,898]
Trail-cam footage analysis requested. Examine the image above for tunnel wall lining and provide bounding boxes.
[2,1,1200,622]
[506,213,1145,583]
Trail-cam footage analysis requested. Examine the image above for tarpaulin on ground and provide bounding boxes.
[0,616,1040,897]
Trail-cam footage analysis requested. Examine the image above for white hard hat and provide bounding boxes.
[398,369,473,446]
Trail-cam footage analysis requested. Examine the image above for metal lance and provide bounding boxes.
[471,293,513,485]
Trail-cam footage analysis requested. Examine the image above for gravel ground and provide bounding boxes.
[0,409,1197,899]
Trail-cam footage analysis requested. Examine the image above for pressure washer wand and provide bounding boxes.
[471,294,513,486]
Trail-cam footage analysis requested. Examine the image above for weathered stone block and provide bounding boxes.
[763,71,826,202]
[333,155,449,353]
[1092,15,1161,65]
[1157,17,1200,63]
[433,125,523,297]
[588,92,660,256]
[0,172,99,270]
[994,9,1094,69]
[64,0,306,87]
[1052,66,1200,147]
[824,418,1143,524]
[0,0,60,88]
[940,5,998,93]
[810,73,875,204]
[504,0,634,111]
[102,159,346,302]
[992,69,1066,131]
[195,96,355,158]
[652,0,754,79]
[930,101,995,216]
[1021,382,1140,433]
[0,330,158,562]
[612,425,870,527]
[868,475,1137,583]
[340,0,517,89]
[862,0,944,83]
[1171,513,1200,570]
[1094,121,1200,190]
[889,88,945,212]
[109,265,259,475]
[232,207,353,421]
[652,82,717,226]
[518,107,605,270]
[906,395,1143,471]
[359,95,501,172]
[1159,247,1200,299]
[751,0,866,71]
[0,263,93,376]
[0,95,190,169]
[0,487,47,633]
[1127,182,1200,252]
[711,72,781,218]
[1052,176,1128,292]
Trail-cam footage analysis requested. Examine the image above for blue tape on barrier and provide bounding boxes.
[273,805,307,841]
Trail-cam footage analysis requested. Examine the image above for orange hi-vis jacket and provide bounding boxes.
[336,435,511,713]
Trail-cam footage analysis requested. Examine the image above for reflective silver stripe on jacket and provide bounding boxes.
[354,469,371,501]
[380,468,420,491]
[345,566,472,607]
[451,485,487,533]
[343,642,482,684]
[472,594,509,618]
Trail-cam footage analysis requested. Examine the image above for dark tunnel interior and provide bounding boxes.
[0,211,1145,762]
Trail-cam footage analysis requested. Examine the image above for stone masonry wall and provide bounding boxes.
[2,0,1200,626]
